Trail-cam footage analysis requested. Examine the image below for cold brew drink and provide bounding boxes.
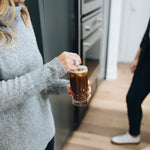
[69,65,88,106]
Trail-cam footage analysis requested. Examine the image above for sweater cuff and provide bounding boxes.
[46,57,67,78]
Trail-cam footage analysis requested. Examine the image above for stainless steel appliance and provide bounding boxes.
[80,1,104,91]
[79,1,104,81]
[82,10,103,83]
[73,0,106,128]
[81,0,103,15]
[82,10,102,39]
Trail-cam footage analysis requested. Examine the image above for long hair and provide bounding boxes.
[0,0,31,48]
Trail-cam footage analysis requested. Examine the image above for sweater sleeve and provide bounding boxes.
[45,79,70,95]
[140,18,150,49]
[0,57,66,112]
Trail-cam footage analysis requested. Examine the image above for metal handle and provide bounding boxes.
[83,29,101,52]
[83,42,91,47]
[85,26,91,31]
[97,18,102,23]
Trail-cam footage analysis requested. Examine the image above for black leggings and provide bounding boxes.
[45,137,54,150]
[126,63,150,136]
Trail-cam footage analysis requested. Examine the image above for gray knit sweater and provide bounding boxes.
[0,5,69,150]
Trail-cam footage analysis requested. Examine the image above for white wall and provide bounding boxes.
[118,0,150,63]
[106,0,123,80]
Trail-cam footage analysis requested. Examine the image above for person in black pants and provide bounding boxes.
[111,18,150,150]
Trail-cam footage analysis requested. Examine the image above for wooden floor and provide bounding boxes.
[63,63,150,150]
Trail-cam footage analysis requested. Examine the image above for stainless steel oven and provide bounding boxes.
[81,9,103,83]
[83,29,102,83]
[75,0,106,130]
[81,0,103,15]
[82,10,102,39]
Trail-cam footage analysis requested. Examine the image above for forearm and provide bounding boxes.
[0,58,66,112]
[45,79,69,95]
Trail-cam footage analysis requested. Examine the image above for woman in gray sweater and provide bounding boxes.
[0,0,83,149]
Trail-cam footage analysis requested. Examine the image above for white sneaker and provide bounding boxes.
[111,132,140,144]
[141,145,150,150]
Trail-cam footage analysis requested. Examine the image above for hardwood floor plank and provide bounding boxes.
[64,143,102,150]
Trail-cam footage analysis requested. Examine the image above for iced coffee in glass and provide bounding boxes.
[69,65,88,106]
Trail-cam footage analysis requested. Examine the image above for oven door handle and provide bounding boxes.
[85,25,91,31]
[83,42,92,47]
[83,28,102,53]
[97,18,102,23]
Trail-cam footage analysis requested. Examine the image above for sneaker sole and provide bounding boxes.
[111,140,140,145]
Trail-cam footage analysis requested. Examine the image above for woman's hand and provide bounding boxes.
[130,58,138,73]
[130,47,141,74]
[57,51,81,71]
[87,81,92,100]
[66,80,92,100]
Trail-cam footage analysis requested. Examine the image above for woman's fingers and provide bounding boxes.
[88,80,91,100]
[66,83,72,95]
[130,64,136,73]
[67,80,91,100]
[57,51,81,71]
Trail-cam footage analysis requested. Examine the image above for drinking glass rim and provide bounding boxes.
[69,65,88,73]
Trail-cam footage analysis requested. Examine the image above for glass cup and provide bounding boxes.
[69,65,88,107]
